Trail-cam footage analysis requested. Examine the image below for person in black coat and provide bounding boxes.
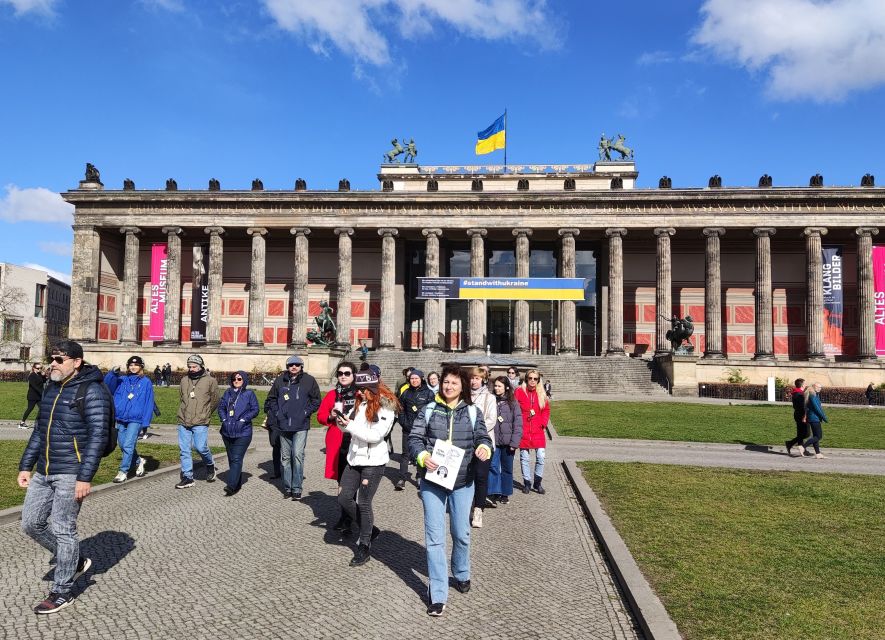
[19,362,46,429]
[395,369,435,490]
[785,378,809,456]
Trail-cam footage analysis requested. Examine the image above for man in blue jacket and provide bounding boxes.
[17,340,110,615]
[111,355,155,483]
[264,355,321,500]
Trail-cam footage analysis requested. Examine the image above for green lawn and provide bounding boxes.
[580,461,885,640]
[553,400,885,449]
[1,439,224,510]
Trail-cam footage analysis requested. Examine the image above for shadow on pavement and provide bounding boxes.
[371,529,429,601]
[738,441,790,456]
[43,530,136,591]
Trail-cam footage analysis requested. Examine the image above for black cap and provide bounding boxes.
[127,355,145,367]
[52,340,84,360]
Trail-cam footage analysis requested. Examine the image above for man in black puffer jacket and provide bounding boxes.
[395,369,435,490]
[18,340,111,615]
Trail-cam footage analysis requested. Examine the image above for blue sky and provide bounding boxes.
[2,0,884,282]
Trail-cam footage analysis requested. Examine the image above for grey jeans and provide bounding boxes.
[21,473,82,594]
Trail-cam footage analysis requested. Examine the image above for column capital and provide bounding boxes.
[605,227,628,238]
[422,228,443,238]
[162,226,183,236]
[119,226,141,236]
[290,227,311,237]
[512,228,533,238]
[802,227,828,237]
[558,228,581,238]
[753,227,776,238]
[653,227,675,238]
[204,226,225,236]
[702,227,726,238]
[247,227,267,236]
[466,228,487,238]
[334,227,354,236]
[378,228,399,238]
[73,224,96,232]
[855,227,880,238]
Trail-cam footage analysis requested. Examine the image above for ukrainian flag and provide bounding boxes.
[475,113,506,155]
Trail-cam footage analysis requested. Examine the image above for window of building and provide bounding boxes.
[34,284,46,317]
[3,318,22,342]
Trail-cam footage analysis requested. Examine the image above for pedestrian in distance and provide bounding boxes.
[426,371,440,395]
[19,361,46,429]
[515,369,550,495]
[317,361,358,532]
[18,340,111,614]
[468,367,497,528]
[153,365,162,386]
[161,363,171,387]
[785,378,809,457]
[111,355,155,483]
[865,382,875,406]
[395,369,435,490]
[488,376,522,505]
[335,370,400,566]
[803,382,828,459]
[175,355,219,489]
[409,365,492,617]
[217,371,259,496]
[264,355,321,500]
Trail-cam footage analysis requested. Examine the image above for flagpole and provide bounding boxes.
[504,108,508,173]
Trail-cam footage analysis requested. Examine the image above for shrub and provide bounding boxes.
[723,367,749,384]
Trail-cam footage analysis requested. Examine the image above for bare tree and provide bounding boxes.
[0,284,40,362]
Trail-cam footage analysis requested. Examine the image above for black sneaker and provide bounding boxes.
[34,592,75,615]
[785,440,793,456]
[394,478,406,491]
[484,497,497,509]
[371,526,381,542]
[292,492,302,501]
[499,495,510,505]
[206,465,217,483]
[426,602,445,617]
[175,477,195,489]
[283,490,292,499]
[522,483,531,494]
[73,557,91,582]
[350,543,371,567]
[455,579,471,593]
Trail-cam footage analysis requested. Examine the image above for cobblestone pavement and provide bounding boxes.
[1,427,642,640]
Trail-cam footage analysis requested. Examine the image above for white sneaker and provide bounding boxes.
[135,457,146,477]
[113,471,127,483]
[18,421,30,429]
[140,432,149,440]
[797,445,806,457]
[471,507,483,528]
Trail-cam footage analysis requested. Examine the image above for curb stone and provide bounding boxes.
[562,459,682,640]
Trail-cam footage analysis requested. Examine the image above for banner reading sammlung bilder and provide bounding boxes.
[822,246,843,355]
[190,243,209,343]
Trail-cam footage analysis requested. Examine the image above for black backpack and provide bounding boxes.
[73,381,117,457]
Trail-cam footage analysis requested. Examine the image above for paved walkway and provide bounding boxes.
[0,424,641,639]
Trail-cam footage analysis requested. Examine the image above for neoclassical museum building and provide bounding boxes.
[64,161,884,391]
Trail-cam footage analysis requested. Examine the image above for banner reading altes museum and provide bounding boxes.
[874,246,885,357]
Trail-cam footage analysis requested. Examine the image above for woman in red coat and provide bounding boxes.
[514,369,550,495]
[317,362,357,533]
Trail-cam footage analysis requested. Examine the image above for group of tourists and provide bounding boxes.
[785,378,829,459]
[152,363,173,387]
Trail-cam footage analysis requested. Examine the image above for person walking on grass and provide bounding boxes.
[803,382,828,459]
[488,376,522,505]
[175,355,219,489]
[515,369,550,495]
[785,378,808,457]
[18,340,110,614]
[19,362,46,429]
[111,356,155,483]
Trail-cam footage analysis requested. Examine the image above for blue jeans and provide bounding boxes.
[117,421,143,474]
[222,433,252,491]
[804,422,824,454]
[21,473,82,594]
[520,447,546,482]
[178,425,214,480]
[420,479,475,605]
[488,446,516,496]
[279,430,308,493]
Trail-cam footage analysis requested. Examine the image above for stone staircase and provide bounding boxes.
[350,351,669,397]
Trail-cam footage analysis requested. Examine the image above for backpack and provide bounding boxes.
[73,381,117,457]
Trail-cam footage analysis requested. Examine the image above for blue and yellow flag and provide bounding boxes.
[475,114,506,155]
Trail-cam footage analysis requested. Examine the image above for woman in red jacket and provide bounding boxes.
[514,369,550,495]
[317,362,357,533]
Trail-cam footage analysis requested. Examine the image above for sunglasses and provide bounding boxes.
[288,363,303,368]
[508,371,516,375]
[336,370,353,377]
[527,376,539,381]
[233,376,243,381]
[49,356,71,364]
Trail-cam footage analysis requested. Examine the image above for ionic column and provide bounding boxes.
[753,227,776,360]
[654,227,675,355]
[702,228,726,359]
[605,228,627,356]
[512,228,533,354]
[804,227,827,360]
[161,226,183,345]
[466,228,487,353]
[856,227,880,361]
[422,228,443,351]
[204,226,225,345]
[69,225,101,343]
[559,228,580,356]
[246,228,267,346]
[334,227,354,349]
[290,227,311,349]
[119,226,141,345]
[378,228,398,350]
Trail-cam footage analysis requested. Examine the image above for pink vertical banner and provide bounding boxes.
[874,246,885,356]
[149,243,168,340]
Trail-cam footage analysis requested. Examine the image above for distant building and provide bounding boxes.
[0,263,71,370]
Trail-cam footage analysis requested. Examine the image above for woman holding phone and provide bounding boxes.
[318,361,358,532]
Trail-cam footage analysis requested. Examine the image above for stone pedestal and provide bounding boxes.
[655,353,699,397]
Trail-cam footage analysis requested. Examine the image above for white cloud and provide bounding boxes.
[22,263,71,285]
[0,0,58,16]
[262,0,556,66]
[693,0,885,101]
[139,0,185,12]
[38,241,72,257]
[0,185,73,224]
[636,50,676,65]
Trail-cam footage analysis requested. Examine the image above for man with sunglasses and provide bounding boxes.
[17,340,111,614]
[19,362,47,429]
[264,355,321,500]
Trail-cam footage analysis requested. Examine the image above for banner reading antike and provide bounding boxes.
[822,246,843,355]
[190,243,209,343]
[873,245,885,357]
[149,243,167,340]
